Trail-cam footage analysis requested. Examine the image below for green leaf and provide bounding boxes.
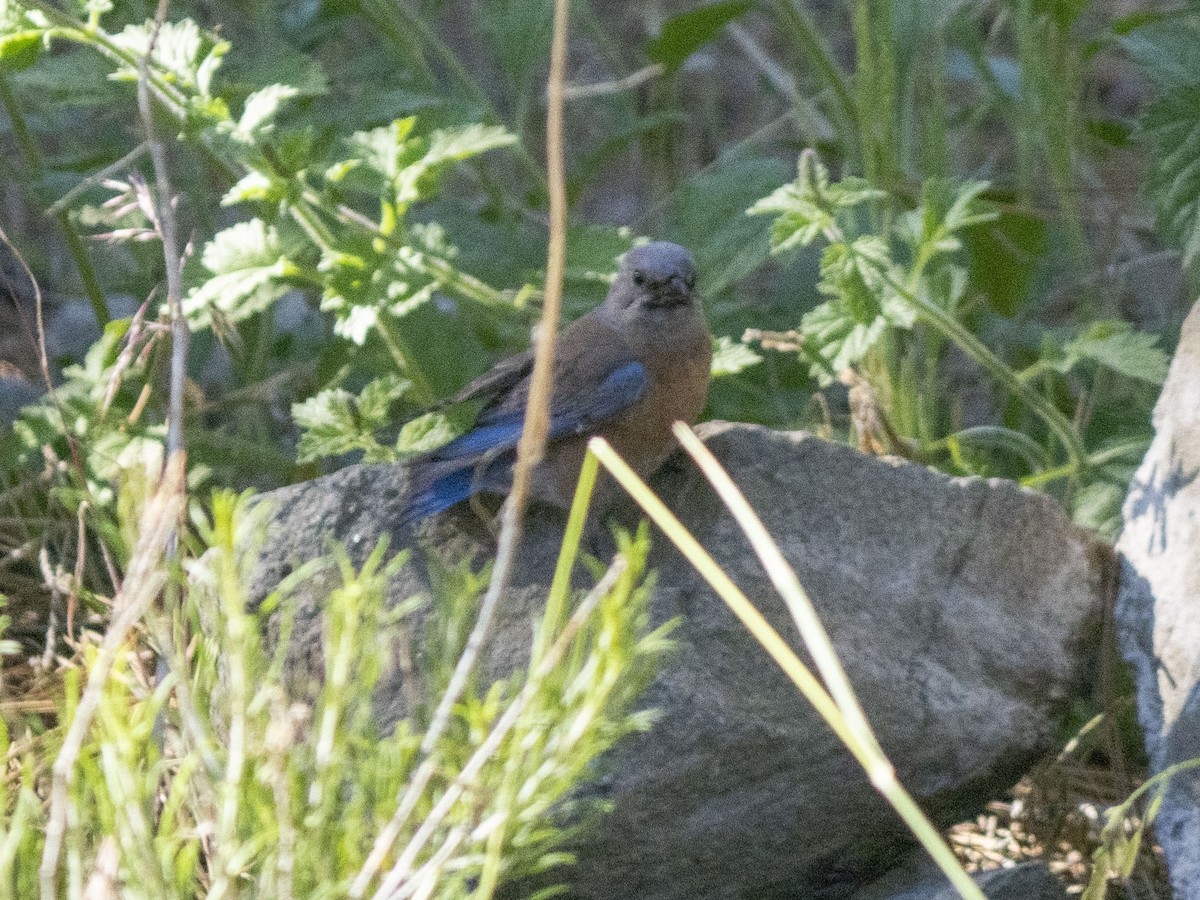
[964,205,1046,316]
[748,152,885,253]
[797,237,912,384]
[798,297,888,384]
[395,411,461,458]
[423,123,517,168]
[111,19,228,97]
[234,83,299,141]
[1139,83,1200,270]
[357,374,410,424]
[341,119,515,210]
[1054,321,1170,385]
[1122,19,1200,90]
[1123,20,1200,273]
[1032,0,1088,28]
[646,1,753,73]
[1072,478,1125,541]
[221,170,281,206]
[710,336,763,377]
[0,30,43,71]
[321,223,452,344]
[293,375,410,464]
[184,219,293,327]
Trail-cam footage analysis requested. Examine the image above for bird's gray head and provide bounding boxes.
[600,242,700,330]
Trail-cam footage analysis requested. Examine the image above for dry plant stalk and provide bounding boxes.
[38,455,186,898]
[589,428,987,900]
[349,0,574,891]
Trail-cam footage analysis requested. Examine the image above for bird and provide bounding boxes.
[400,241,712,526]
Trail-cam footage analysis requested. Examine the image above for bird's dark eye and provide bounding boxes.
[632,271,647,287]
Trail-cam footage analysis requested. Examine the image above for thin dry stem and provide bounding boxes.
[416,0,572,760]
[136,0,189,462]
[38,456,185,898]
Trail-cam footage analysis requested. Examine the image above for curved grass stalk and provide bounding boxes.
[589,433,987,900]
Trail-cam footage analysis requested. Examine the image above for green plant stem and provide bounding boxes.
[920,31,949,181]
[375,315,437,406]
[1012,0,1091,273]
[851,0,899,187]
[24,4,191,111]
[0,68,109,328]
[1107,757,1200,818]
[533,449,599,667]
[470,494,611,900]
[841,234,1087,471]
[1020,440,1149,488]
[771,0,859,149]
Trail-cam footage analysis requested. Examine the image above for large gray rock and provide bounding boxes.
[1117,298,1200,900]
[252,422,1104,899]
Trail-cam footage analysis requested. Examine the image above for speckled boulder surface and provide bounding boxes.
[251,421,1105,899]
[1117,297,1200,900]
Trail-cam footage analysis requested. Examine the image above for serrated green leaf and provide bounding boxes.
[111,19,227,97]
[1122,19,1200,90]
[422,123,517,168]
[748,182,830,251]
[234,83,299,140]
[200,219,278,274]
[293,388,372,463]
[322,223,451,344]
[796,236,912,384]
[184,220,292,327]
[339,119,514,211]
[799,298,890,384]
[1055,321,1170,385]
[710,336,763,377]
[293,376,411,464]
[357,374,411,422]
[1139,83,1200,270]
[747,153,884,253]
[221,170,280,206]
[395,411,461,458]
[646,1,753,73]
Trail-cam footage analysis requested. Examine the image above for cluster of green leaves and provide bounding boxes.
[745,150,1169,535]
[0,315,168,632]
[0,487,669,899]
[1122,13,1200,275]
[749,152,984,384]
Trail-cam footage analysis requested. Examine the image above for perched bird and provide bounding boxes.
[400,241,712,525]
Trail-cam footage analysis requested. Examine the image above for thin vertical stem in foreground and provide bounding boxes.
[349,2,572,892]
[137,0,189,464]
[416,0,571,758]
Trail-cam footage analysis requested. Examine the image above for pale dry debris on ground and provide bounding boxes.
[947,762,1172,898]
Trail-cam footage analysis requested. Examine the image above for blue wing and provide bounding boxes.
[401,362,649,524]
